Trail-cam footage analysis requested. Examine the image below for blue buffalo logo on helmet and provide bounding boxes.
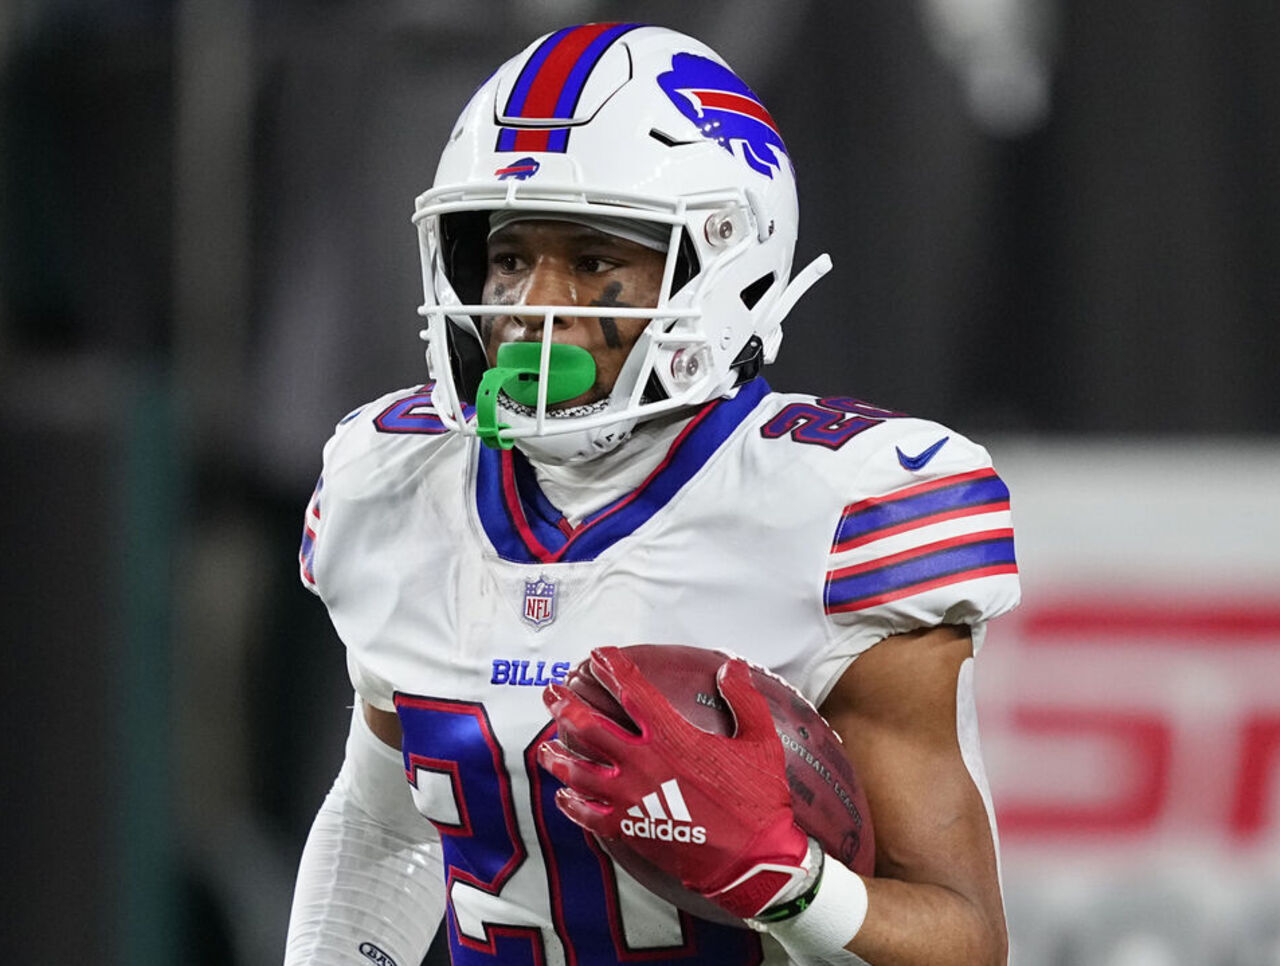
[495,156,541,181]
[657,52,789,179]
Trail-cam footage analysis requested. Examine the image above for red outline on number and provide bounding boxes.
[395,694,544,962]
[586,832,723,963]
[457,925,547,966]
[760,402,879,451]
[374,385,449,435]
[524,721,576,964]
[404,754,469,835]
[590,833,643,960]
[526,722,733,963]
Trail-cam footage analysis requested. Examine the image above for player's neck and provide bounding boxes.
[525,411,694,527]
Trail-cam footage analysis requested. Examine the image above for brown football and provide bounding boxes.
[565,644,874,925]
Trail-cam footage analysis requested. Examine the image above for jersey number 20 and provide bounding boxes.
[396,694,762,966]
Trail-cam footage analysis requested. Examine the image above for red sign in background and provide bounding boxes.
[977,594,1280,963]
[985,596,1280,842]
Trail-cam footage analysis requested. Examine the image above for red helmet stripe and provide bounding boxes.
[519,23,617,120]
[497,23,642,154]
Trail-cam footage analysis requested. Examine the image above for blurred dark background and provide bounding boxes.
[2,1,1277,963]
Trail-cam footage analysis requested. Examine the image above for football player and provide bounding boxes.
[285,23,1019,966]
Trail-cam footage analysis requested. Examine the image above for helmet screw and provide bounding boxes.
[670,347,711,387]
[705,208,746,249]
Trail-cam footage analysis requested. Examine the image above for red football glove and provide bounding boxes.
[538,646,811,919]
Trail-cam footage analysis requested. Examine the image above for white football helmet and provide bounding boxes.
[414,23,831,462]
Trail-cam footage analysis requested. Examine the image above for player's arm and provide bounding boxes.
[813,623,1007,966]
[363,702,404,747]
[540,628,1006,965]
[283,699,444,966]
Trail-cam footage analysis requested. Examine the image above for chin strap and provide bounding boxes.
[475,343,596,449]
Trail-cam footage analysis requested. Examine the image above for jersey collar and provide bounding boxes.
[475,378,770,564]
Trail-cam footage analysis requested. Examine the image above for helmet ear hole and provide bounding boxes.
[446,317,489,404]
[640,369,669,406]
[440,211,491,306]
[670,228,701,296]
[739,273,776,310]
[439,211,491,403]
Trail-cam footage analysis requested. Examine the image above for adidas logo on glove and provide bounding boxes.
[619,778,708,844]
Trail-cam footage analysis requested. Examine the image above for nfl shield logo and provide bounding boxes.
[523,575,557,629]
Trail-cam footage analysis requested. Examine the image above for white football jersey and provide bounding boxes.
[300,378,1020,966]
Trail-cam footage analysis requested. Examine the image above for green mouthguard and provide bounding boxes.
[475,343,597,449]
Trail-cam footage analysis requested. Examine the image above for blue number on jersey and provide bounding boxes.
[761,395,903,450]
[396,696,762,965]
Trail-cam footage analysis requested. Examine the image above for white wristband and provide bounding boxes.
[761,856,869,965]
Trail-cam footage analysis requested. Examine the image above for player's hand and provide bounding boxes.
[537,646,811,919]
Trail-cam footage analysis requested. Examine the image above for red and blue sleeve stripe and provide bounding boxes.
[831,467,1011,553]
[497,22,643,153]
[299,476,322,587]
[825,528,1018,615]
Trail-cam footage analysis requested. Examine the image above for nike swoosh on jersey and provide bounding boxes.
[896,436,950,471]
